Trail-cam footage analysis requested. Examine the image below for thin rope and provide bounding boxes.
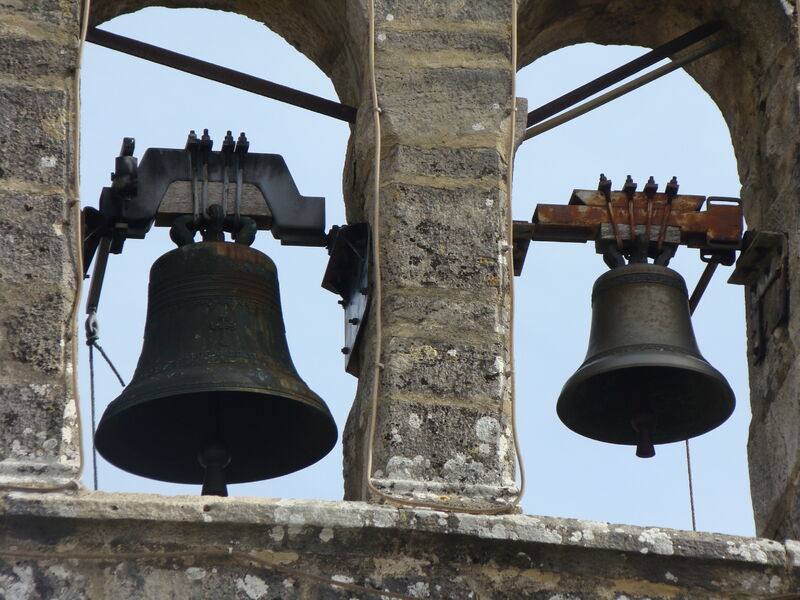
[0,549,414,600]
[88,345,98,491]
[89,340,126,387]
[682,257,720,532]
[685,439,697,532]
[86,320,126,492]
[363,0,525,514]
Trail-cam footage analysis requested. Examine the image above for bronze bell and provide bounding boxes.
[94,241,337,494]
[557,262,734,458]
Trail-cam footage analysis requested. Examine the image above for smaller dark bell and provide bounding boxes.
[557,263,735,457]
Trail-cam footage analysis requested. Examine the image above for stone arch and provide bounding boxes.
[516,0,800,539]
[88,0,364,106]
[517,0,798,230]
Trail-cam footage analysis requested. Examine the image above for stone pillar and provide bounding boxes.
[342,0,523,509]
[0,3,82,488]
[740,2,800,542]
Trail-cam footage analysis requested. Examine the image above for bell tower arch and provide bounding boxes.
[515,0,800,539]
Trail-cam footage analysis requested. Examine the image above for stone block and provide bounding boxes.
[376,67,512,141]
[1,286,70,375]
[380,183,506,289]
[369,399,514,488]
[0,85,70,187]
[747,360,800,536]
[381,336,508,400]
[0,190,71,284]
[0,382,78,470]
[0,32,78,78]
[384,145,503,179]
[375,0,510,22]
[382,291,502,336]
[0,0,79,26]
[377,29,510,57]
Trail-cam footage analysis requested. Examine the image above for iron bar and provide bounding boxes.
[688,259,719,315]
[86,27,357,124]
[526,21,722,127]
[85,236,111,314]
[523,33,733,141]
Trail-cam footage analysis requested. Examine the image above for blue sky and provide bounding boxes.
[80,8,750,535]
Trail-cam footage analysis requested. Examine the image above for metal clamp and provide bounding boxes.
[82,130,327,272]
[322,223,370,376]
[728,231,789,362]
[512,174,743,275]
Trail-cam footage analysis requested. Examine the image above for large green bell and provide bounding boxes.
[94,242,337,494]
[557,262,735,458]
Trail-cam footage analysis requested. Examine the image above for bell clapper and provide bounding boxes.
[199,443,231,497]
[630,410,656,459]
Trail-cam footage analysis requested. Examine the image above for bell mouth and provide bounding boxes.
[95,389,338,485]
[557,350,735,447]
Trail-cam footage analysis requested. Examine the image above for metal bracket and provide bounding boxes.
[321,223,370,377]
[82,131,327,274]
[512,176,743,275]
[728,231,789,363]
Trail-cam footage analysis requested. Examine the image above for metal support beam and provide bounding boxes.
[526,21,722,128]
[86,27,358,124]
[523,33,733,141]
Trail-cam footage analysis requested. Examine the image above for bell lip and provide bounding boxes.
[556,351,735,446]
[95,386,338,485]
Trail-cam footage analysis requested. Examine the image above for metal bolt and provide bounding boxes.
[348,318,360,325]
[644,176,658,198]
[341,347,351,355]
[623,174,637,197]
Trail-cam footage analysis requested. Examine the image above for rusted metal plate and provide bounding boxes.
[569,189,705,211]
[532,193,742,248]
[512,187,742,275]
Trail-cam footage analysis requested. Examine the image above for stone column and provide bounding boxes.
[342,0,524,509]
[740,2,800,542]
[0,3,82,488]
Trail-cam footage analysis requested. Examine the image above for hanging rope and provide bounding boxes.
[683,256,722,532]
[85,312,126,492]
[87,336,126,388]
[685,439,697,532]
[88,344,98,491]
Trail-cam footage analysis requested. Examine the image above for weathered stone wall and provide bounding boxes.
[0,0,82,488]
[340,0,522,507]
[516,0,800,541]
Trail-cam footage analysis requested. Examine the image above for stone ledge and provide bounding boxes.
[0,491,792,565]
[2,492,798,598]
